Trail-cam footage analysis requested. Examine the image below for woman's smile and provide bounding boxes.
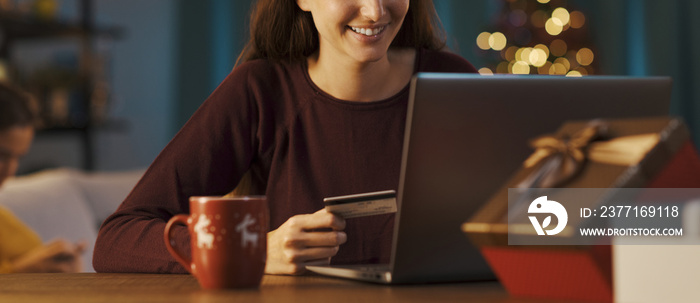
[348,25,386,37]
[298,0,409,64]
[347,24,389,44]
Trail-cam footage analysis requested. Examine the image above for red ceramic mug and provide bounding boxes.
[164,196,268,289]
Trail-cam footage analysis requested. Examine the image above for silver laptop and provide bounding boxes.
[306,74,672,284]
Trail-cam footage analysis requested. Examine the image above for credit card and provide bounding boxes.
[323,190,397,219]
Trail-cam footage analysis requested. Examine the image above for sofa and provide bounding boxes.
[0,168,145,272]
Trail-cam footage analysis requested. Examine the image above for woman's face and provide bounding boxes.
[0,126,33,187]
[298,0,410,64]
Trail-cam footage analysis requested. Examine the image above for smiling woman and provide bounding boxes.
[94,0,478,276]
[299,0,415,102]
[297,0,410,63]
[237,0,446,63]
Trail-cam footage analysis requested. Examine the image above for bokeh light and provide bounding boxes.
[515,47,531,62]
[478,68,494,75]
[476,32,491,50]
[474,0,595,76]
[504,46,518,61]
[574,66,589,76]
[552,8,571,26]
[534,44,550,58]
[570,11,586,29]
[550,39,568,57]
[512,61,531,74]
[549,63,568,75]
[489,32,508,51]
[554,57,571,71]
[531,10,548,28]
[545,18,563,36]
[497,61,510,74]
[538,61,553,75]
[529,48,548,67]
[576,48,595,66]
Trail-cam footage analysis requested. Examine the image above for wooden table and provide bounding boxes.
[0,273,563,303]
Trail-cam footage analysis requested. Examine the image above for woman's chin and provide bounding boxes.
[351,49,391,64]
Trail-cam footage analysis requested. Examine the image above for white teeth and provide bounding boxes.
[350,26,384,36]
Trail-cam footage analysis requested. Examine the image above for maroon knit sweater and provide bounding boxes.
[93,48,477,273]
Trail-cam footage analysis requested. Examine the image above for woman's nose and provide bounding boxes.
[361,0,386,22]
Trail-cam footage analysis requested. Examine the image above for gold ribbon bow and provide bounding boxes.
[517,122,660,188]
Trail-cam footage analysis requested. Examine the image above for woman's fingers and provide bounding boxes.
[291,209,345,231]
[265,209,347,275]
[284,230,347,248]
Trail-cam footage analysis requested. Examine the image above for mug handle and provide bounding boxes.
[164,214,192,273]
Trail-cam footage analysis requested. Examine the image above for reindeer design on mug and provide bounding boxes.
[193,215,215,249]
[236,214,258,249]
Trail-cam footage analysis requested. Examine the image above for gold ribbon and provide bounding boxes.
[517,122,660,188]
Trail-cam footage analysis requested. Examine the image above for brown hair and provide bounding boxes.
[0,83,36,131]
[236,0,446,65]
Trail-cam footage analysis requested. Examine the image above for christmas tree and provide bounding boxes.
[475,0,596,76]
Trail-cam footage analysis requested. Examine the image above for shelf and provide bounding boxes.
[36,119,129,133]
[0,1,124,171]
[0,10,123,41]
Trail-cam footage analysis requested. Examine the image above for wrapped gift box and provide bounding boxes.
[463,117,700,302]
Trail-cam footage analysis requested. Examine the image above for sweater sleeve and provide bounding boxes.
[93,64,262,273]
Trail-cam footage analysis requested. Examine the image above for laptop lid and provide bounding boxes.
[390,74,671,284]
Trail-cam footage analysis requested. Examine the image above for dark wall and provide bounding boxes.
[175,1,212,135]
[174,0,252,135]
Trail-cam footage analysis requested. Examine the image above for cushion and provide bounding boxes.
[72,169,145,227]
[0,169,98,272]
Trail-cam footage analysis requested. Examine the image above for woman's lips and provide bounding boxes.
[349,26,386,36]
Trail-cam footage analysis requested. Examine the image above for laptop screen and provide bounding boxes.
[391,74,671,282]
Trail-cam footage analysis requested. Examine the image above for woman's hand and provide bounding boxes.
[265,209,346,275]
[11,239,85,273]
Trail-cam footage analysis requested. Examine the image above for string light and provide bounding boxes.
[475,0,596,76]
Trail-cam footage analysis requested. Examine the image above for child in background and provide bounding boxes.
[0,83,85,273]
